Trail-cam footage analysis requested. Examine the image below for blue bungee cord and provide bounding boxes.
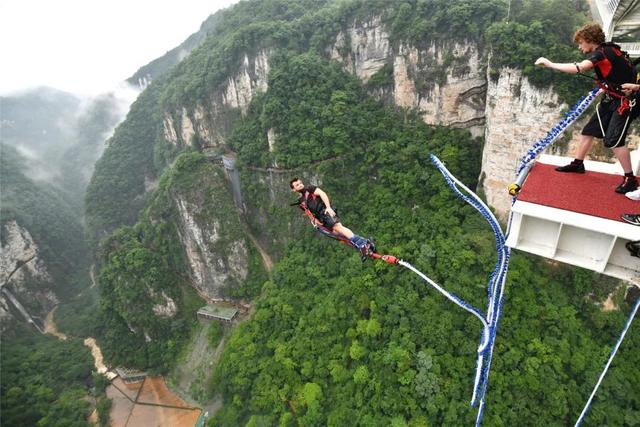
[397,260,490,351]
[430,155,510,426]
[575,294,640,426]
[428,88,607,426]
[516,88,598,176]
[510,89,599,195]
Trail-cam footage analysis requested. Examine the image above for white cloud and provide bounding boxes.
[0,0,238,96]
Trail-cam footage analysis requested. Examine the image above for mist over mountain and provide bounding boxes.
[1,88,80,180]
[1,86,136,209]
[2,1,638,426]
[0,85,137,328]
[127,14,219,89]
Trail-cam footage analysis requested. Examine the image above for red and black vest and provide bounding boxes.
[297,186,325,217]
[589,43,634,92]
[588,43,635,113]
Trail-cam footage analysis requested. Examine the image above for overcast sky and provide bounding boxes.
[0,0,239,96]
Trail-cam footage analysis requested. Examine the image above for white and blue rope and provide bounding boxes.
[430,155,510,426]
[398,260,490,351]
[574,295,640,426]
[516,88,598,176]
[426,88,600,426]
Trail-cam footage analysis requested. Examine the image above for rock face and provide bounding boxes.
[163,49,272,151]
[329,16,392,83]
[0,221,57,329]
[174,195,248,300]
[151,290,178,318]
[482,68,567,218]
[329,19,487,137]
[0,221,51,285]
[224,51,270,113]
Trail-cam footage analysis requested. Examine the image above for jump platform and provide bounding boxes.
[506,154,640,282]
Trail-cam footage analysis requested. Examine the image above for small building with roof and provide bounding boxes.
[115,367,148,384]
[197,303,238,323]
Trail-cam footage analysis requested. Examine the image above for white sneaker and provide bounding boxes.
[625,188,640,201]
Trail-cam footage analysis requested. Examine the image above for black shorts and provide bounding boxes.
[582,98,635,148]
[315,211,341,229]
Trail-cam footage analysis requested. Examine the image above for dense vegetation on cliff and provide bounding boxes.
[78,0,639,425]
[0,144,89,302]
[94,152,267,370]
[209,50,640,427]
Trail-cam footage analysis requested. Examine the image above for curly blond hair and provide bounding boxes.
[573,23,605,45]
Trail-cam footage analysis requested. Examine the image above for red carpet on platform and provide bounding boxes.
[518,163,640,223]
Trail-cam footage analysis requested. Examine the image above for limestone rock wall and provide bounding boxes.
[0,220,57,328]
[174,196,248,300]
[163,49,272,151]
[0,221,51,285]
[329,18,487,137]
[393,41,487,136]
[482,68,567,218]
[329,16,392,82]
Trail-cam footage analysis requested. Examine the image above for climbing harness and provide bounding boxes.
[293,198,398,265]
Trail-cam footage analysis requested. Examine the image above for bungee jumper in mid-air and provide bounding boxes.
[534,23,639,194]
[289,177,397,264]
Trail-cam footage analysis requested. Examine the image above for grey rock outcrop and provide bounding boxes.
[482,68,567,218]
[0,221,57,329]
[175,196,248,300]
[163,49,272,151]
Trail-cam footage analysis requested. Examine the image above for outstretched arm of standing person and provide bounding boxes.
[313,188,336,217]
[535,57,594,74]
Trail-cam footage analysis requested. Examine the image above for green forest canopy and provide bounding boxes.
[78,0,640,426]
[86,0,592,248]
[0,331,94,427]
[209,50,639,427]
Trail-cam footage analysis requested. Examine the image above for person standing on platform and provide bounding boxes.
[535,23,638,194]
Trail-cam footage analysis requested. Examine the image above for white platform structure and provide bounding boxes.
[506,153,640,282]
[591,0,640,56]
